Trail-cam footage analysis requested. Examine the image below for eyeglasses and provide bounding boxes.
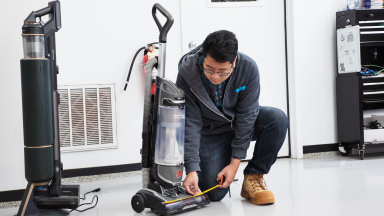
[203,60,233,77]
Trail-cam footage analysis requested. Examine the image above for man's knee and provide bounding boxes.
[206,188,228,201]
[263,107,288,129]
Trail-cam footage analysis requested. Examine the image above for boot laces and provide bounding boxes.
[249,174,268,191]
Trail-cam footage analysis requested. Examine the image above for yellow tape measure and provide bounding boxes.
[163,184,220,204]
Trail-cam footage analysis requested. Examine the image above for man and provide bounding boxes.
[176,30,288,205]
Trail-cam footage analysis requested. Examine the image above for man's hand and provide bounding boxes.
[217,158,241,188]
[183,171,200,195]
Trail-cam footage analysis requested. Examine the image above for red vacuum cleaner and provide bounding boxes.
[124,3,211,215]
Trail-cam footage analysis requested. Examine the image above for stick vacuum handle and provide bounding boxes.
[24,1,61,32]
[152,3,174,43]
[35,6,52,17]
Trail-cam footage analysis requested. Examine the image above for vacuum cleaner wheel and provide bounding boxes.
[131,194,146,213]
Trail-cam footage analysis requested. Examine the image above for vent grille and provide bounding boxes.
[85,88,99,145]
[99,88,113,144]
[71,88,85,146]
[58,85,117,151]
[58,89,71,147]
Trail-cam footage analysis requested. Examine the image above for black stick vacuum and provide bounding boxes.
[17,1,80,215]
[127,4,210,215]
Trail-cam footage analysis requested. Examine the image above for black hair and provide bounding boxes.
[202,30,238,64]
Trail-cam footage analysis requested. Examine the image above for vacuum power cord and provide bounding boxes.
[70,188,101,212]
[80,188,101,200]
[124,46,145,91]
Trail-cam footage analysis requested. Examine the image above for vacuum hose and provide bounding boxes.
[124,46,145,91]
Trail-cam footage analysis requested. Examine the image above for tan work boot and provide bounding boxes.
[240,173,275,205]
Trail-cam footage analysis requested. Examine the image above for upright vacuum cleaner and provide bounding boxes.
[125,4,210,215]
[17,1,80,215]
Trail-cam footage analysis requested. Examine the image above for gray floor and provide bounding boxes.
[2,152,384,216]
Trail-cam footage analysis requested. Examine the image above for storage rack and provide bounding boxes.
[336,9,384,160]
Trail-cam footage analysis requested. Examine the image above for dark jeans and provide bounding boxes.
[198,106,288,201]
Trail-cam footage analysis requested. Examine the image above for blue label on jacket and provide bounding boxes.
[236,86,246,93]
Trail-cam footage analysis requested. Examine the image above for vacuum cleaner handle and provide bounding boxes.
[152,3,174,43]
[25,1,61,35]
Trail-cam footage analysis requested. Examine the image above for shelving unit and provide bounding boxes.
[336,9,384,160]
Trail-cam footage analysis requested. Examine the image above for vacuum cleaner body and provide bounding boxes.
[151,77,185,188]
[132,75,210,215]
[17,1,79,215]
[128,3,210,215]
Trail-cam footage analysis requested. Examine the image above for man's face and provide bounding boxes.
[203,54,237,85]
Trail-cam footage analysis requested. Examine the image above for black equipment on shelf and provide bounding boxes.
[336,9,384,160]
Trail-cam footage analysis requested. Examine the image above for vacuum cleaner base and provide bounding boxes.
[14,209,70,216]
[132,189,210,215]
[16,183,79,216]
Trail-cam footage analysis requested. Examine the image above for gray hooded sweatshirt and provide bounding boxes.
[176,45,260,174]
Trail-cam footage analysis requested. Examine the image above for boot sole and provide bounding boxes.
[241,191,275,205]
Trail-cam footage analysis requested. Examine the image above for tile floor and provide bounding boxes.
[2,152,384,216]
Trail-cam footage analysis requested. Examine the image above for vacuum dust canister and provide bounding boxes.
[22,23,45,59]
[154,79,186,166]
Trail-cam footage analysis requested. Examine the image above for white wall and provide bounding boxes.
[0,0,351,191]
[287,0,346,158]
[0,0,182,191]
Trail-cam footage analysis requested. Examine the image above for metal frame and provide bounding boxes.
[284,0,298,158]
[283,0,292,158]
[206,0,262,8]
